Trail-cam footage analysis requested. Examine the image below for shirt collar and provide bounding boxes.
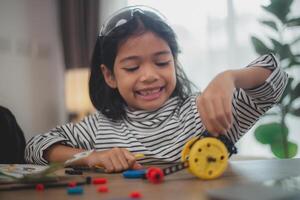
[123,96,180,129]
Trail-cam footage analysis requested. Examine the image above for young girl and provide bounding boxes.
[25,6,288,172]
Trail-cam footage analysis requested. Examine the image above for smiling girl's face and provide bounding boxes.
[101,31,176,111]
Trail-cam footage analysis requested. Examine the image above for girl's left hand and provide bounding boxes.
[197,70,235,136]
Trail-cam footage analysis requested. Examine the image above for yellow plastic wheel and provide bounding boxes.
[188,137,228,180]
[181,137,199,162]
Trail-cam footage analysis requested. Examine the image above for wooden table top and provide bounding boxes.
[0,158,299,200]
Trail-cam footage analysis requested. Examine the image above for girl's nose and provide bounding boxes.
[140,66,159,83]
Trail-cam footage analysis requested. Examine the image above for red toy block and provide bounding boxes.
[35,183,45,191]
[129,191,142,198]
[97,185,109,193]
[68,181,77,187]
[93,178,107,184]
[146,167,164,184]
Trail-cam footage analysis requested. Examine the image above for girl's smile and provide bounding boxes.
[102,31,176,111]
[135,86,165,101]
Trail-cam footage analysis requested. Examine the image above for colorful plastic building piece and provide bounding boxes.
[67,186,84,195]
[93,178,107,184]
[187,137,228,179]
[123,169,146,179]
[129,191,142,198]
[97,185,109,193]
[68,181,77,187]
[35,184,44,191]
[146,167,164,184]
[86,176,92,184]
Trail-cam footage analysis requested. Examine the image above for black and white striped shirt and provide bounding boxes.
[25,54,288,165]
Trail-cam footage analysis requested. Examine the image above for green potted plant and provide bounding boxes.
[251,0,300,158]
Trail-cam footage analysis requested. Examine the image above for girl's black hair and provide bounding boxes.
[89,12,193,120]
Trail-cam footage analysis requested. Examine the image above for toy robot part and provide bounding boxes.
[146,167,164,184]
[146,137,229,182]
[187,137,228,179]
[181,137,198,162]
[123,169,147,179]
[145,133,236,183]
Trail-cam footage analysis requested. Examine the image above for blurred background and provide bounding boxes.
[0,0,299,158]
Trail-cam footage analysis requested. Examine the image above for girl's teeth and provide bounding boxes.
[140,88,160,95]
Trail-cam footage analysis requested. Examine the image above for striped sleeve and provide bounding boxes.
[24,114,98,165]
[226,53,288,143]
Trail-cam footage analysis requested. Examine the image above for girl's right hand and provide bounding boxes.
[84,148,143,173]
[197,70,235,136]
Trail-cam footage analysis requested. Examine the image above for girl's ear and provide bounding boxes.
[101,64,117,88]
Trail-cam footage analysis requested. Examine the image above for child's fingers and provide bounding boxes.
[116,149,130,170]
[91,149,141,173]
[109,148,131,172]
[212,100,228,130]
[122,149,137,166]
[214,98,232,131]
[101,157,114,173]
[132,162,143,170]
[199,98,223,135]
[209,119,227,136]
[97,149,143,173]
[109,153,125,172]
[122,150,144,170]
[199,96,230,135]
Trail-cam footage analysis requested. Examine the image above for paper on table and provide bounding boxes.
[0,150,95,181]
[0,164,48,179]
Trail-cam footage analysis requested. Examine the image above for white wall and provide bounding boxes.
[0,0,66,140]
[99,0,127,24]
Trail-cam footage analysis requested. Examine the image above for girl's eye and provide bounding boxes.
[156,61,170,67]
[124,66,139,72]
